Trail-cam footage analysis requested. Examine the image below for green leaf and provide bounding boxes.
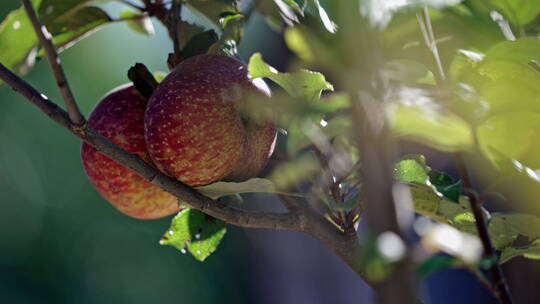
[286,114,351,156]
[476,112,540,168]
[394,155,430,184]
[429,171,461,202]
[0,5,38,74]
[160,209,227,262]
[269,153,320,189]
[500,240,540,264]
[180,30,219,59]
[488,213,540,250]
[181,3,223,36]
[208,12,244,56]
[485,0,540,27]
[407,184,477,235]
[119,10,154,36]
[386,87,474,152]
[452,39,540,168]
[0,0,111,76]
[284,26,315,62]
[247,53,334,101]
[195,178,277,199]
[311,0,337,33]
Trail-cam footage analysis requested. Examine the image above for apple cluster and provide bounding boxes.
[81,54,277,219]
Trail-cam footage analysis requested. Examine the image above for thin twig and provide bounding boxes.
[417,7,513,304]
[455,154,513,304]
[170,0,182,57]
[20,0,84,125]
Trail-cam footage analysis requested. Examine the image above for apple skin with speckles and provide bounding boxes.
[81,85,179,220]
[144,54,276,186]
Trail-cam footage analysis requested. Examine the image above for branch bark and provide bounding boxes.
[20,0,84,125]
[352,93,416,304]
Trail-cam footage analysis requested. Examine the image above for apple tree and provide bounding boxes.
[2,0,540,303]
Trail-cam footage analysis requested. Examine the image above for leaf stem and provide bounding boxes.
[20,0,84,126]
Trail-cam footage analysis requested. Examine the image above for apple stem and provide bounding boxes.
[128,63,159,99]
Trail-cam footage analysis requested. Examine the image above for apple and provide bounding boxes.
[81,84,179,219]
[144,54,276,186]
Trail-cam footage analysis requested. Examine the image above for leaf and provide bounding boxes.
[452,39,540,168]
[488,213,540,250]
[247,53,334,102]
[160,209,227,262]
[500,240,540,264]
[284,26,315,62]
[386,86,474,151]
[0,0,111,76]
[180,30,219,59]
[180,3,223,36]
[429,170,461,202]
[406,184,477,234]
[269,153,320,189]
[119,10,154,36]
[208,12,244,56]
[394,154,430,184]
[195,178,277,199]
[312,0,337,33]
[476,112,540,168]
[484,0,540,27]
[286,115,351,156]
[0,5,38,74]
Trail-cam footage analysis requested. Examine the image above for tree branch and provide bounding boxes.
[0,62,294,231]
[417,7,513,304]
[20,0,84,125]
[0,62,372,283]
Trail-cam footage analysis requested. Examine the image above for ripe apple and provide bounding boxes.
[144,54,276,186]
[81,84,179,219]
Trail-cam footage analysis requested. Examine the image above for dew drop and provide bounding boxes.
[180,248,187,254]
[12,20,21,30]
[194,233,201,239]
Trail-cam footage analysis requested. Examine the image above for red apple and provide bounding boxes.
[81,84,179,219]
[144,54,276,186]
